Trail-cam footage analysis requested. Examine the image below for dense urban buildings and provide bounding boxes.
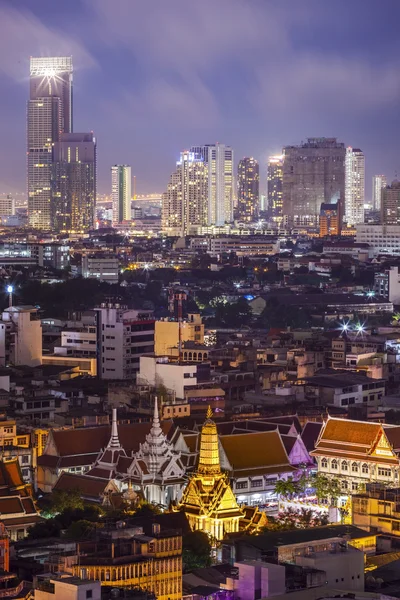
[372,174,387,210]
[282,137,346,226]
[345,147,365,225]
[267,154,284,222]
[236,157,259,222]
[28,57,73,229]
[52,132,96,232]
[381,179,400,224]
[111,164,131,224]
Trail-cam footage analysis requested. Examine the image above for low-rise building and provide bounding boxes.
[374,266,400,304]
[82,255,119,284]
[35,576,101,600]
[0,306,42,367]
[304,372,385,409]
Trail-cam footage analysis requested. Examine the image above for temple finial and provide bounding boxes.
[108,408,121,448]
[206,405,213,419]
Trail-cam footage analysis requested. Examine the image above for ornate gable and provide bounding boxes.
[370,429,396,459]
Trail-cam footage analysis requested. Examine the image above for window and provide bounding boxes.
[352,482,359,491]
[352,462,359,473]
[331,459,338,470]
[342,480,348,490]
[378,467,391,478]
[362,463,369,474]
[236,481,248,489]
[342,461,348,471]
[321,458,328,469]
[86,592,93,599]
[251,479,263,488]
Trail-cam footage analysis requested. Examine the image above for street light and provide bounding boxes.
[6,285,13,307]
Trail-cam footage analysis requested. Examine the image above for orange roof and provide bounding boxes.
[0,459,26,490]
[318,418,382,446]
[53,472,115,499]
[220,431,291,471]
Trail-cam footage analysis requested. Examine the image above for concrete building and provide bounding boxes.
[235,561,285,600]
[0,242,70,270]
[282,138,346,226]
[191,143,234,226]
[381,179,400,225]
[35,576,101,600]
[356,224,400,255]
[138,356,204,399]
[0,306,42,367]
[28,57,73,229]
[162,151,208,236]
[95,304,154,379]
[345,147,365,225]
[353,485,400,537]
[0,194,15,216]
[374,266,400,304]
[154,313,204,357]
[207,236,279,257]
[52,132,96,232]
[237,157,259,222]
[372,174,387,211]
[305,373,385,409]
[111,165,131,224]
[81,255,119,284]
[267,155,284,222]
[319,202,340,236]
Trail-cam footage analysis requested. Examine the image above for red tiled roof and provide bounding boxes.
[0,496,23,515]
[53,472,115,499]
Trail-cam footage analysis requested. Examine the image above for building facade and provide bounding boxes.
[356,224,400,255]
[95,304,154,379]
[319,202,340,236]
[52,133,96,232]
[381,179,400,225]
[112,165,131,224]
[372,174,387,211]
[81,255,119,284]
[282,138,346,226]
[345,147,365,226]
[0,306,42,367]
[0,195,15,216]
[237,157,259,222]
[28,56,73,229]
[267,155,284,222]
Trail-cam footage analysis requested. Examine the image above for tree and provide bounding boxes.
[310,474,341,505]
[64,520,97,540]
[28,519,62,539]
[45,489,84,515]
[134,501,162,518]
[182,530,212,572]
[274,477,298,499]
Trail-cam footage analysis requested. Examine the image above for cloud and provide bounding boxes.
[0,4,96,81]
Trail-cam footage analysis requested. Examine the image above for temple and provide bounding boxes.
[175,407,266,540]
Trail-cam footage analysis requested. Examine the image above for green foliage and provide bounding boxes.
[265,507,330,531]
[63,520,97,540]
[182,530,212,572]
[28,499,105,540]
[310,473,341,503]
[134,502,162,518]
[44,489,85,516]
[214,297,252,327]
[274,477,298,499]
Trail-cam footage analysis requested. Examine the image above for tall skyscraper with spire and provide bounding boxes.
[28,57,73,229]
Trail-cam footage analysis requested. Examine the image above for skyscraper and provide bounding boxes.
[372,175,387,211]
[381,180,400,225]
[28,57,73,229]
[345,147,365,226]
[52,133,96,232]
[190,144,234,226]
[111,165,131,224]
[237,157,259,222]
[162,151,208,236]
[282,138,346,226]
[267,155,284,222]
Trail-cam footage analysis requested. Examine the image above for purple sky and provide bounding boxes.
[1,0,400,199]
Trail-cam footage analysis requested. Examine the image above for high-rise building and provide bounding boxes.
[191,144,234,226]
[267,155,284,222]
[319,202,340,237]
[28,57,73,229]
[381,180,400,225]
[345,147,365,225]
[372,175,387,211]
[162,151,208,236]
[52,133,96,232]
[111,165,131,223]
[237,157,259,222]
[0,195,15,216]
[282,138,346,226]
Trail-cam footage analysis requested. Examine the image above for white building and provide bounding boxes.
[345,147,365,226]
[208,236,279,257]
[53,326,97,358]
[374,266,400,305]
[0,306,42,367]
[191,143,234,226]
[0,195,15,216]
[356,224,400,255]
[111,164,131,223]
[138,355,198,399]
[35,576,101,600]
[372,174,387,210]
[82,255,119,284]
[95,304,154,379]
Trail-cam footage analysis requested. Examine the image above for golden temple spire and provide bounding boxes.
[206,405,213,419]
[198,408,221,475]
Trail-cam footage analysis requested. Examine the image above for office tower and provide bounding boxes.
[267,155,284,222]
[162,151,208,236]
[345,147,365,225]
[52,133,96,232]
[319,202,340,237]
[0,195,15,216]
[111,165,131,223]
[381,180,400,225]
[282,138,346,226]
[237,157,259,222]
[28,57,73,229]
[190,144,234,226]
[372,175,387,211]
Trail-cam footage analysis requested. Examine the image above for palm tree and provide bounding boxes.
[274,476,298,499]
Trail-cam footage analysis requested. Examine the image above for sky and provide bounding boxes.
[1,0,400,199]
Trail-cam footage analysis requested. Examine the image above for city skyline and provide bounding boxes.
[1,0,400,197]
